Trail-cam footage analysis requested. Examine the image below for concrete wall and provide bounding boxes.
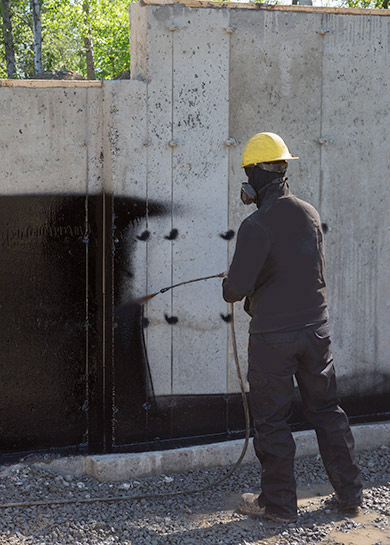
[0,82,103,196]
[0,81,103,452]
[129,4,231,397]
[1,1,390,454]
[129,1,390,407]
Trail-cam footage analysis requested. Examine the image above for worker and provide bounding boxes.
[222,132,362,523]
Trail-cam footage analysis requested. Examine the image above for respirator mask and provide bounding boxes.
[240,162,288,205]
[240,183,258,205]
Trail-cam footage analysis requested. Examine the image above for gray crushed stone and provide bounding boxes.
[0,446,389,544]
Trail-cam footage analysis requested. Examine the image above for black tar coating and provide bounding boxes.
[321,223,329,234]
[220,230,235,241]
[0,193,169,455]
[112,196,166,448]
[165,229,179,240]
[164,314,179,324]
[137,230,150,241]
[220,313,232,323]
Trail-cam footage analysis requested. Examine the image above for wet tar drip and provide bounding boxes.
[164,314,179,325]
[220,230,235,241]
[137,230,150,241]
[165,229,179,240]
[142,317,150,328]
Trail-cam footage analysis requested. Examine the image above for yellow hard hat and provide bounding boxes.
[241,132,298,168]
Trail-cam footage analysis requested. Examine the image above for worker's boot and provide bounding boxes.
[238,493,297,523]
[335,492,362,515]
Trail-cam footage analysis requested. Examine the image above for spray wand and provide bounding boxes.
[132,271,226,305]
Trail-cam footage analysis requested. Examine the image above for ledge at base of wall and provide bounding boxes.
[1,422,388,482]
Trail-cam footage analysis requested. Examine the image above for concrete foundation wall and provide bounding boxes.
[0,84,103,196]
[1,1,390,454]
[128,1,390,405]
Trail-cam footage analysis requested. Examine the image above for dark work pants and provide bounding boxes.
[248,322,363,519]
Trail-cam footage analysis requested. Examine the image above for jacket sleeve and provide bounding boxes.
[222,219,271,303]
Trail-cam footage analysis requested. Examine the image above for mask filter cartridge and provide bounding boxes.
[240,182,257,205]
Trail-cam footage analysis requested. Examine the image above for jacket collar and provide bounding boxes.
[258,179,291,208]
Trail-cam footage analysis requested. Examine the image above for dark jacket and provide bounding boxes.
[223,182,328,333]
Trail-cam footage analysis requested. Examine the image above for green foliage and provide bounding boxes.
[0,26,6,77]
[0,6,5,77]
[1,0,134,79]
[249,0,282,4]
[89,0,131,79]
[341,0,388,7]
[0,0,34,78]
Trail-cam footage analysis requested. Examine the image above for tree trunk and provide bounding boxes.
[83,0,96,80]
[31,0,42,74]
[1,0,16,77]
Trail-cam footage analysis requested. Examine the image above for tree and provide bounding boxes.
[0,0,133,79]
[31,0,42,73]
[341,0,388,7]
[45,0,132,79]
[83,0,131,79]
[0,0,39,78]
[41,0,132,79]
[1,0,16,77]
[82,0,95,79]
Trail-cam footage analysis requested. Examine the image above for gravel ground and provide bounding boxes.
[0,446,389,545]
